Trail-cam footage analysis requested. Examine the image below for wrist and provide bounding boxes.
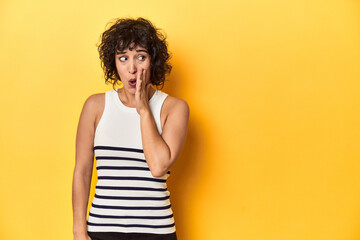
[73,227,87,236]
[139,107,152,117]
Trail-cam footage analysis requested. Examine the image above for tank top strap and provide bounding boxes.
[149,90,168,135]
[93,90,113,141]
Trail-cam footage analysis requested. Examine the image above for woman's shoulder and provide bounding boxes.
[85,92,105,107]
[161,92,190,116]
[82,92,106,118]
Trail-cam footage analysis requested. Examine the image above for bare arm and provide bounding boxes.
[72,94,98,239]
[140,97,190,177]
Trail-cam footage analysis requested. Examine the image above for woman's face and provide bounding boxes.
[115,44,151,93]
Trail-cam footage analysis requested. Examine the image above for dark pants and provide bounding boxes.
[87,231,177,240]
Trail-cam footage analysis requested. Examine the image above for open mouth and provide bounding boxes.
[129,79,137,87]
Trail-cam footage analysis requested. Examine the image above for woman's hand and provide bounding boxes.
[135,68,151,115]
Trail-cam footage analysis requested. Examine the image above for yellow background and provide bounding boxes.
[1,0,360,239]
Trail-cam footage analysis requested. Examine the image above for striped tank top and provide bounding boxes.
[86,88,176,234]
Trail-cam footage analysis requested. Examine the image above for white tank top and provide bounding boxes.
[86,88,176,234]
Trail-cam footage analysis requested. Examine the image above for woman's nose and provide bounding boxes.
[128,60,137,74]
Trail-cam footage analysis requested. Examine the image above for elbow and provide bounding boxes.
[150,161,170,178]
[151,168,168,178]
[149,149,172,178]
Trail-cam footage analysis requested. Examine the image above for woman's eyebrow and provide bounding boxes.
[116,49,148,54]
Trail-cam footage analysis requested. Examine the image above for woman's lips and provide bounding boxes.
[129,78,137,87]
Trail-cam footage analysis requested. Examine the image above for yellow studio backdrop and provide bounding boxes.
[0,0,359,239]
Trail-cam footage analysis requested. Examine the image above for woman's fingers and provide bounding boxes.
[134,68,150,115]
[142,68,146,89]
[137,68,147,93]
[136,68,143,93]
[143,69,150,90]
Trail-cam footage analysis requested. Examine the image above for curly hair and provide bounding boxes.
[96,17,172,90]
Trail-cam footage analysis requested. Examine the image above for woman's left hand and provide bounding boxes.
[135,68,151,115]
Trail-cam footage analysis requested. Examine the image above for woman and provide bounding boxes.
[72,17,189,240]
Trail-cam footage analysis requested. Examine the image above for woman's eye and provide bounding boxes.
[138,55,146,61]
[119,56,126,62]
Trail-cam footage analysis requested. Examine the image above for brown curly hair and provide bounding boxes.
[96,17,172,90]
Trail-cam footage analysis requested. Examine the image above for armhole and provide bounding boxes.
[94,91,108,137]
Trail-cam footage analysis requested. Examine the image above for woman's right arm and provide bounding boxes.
[72,95,98,240]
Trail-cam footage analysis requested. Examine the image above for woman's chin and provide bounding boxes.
[123,86,136,94]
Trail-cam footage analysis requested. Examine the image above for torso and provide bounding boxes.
[92,89,179,134]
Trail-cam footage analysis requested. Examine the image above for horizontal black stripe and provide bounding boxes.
[97,166,150,171]
[87,221,175,229]
[96,166,171,175]
[98,176,166,183]
[95,156,147,163]
[92,203,171,210]
[94,145,144,153]
[96,186,167,191]
[89,212,173,219]
[94,193,170,201]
